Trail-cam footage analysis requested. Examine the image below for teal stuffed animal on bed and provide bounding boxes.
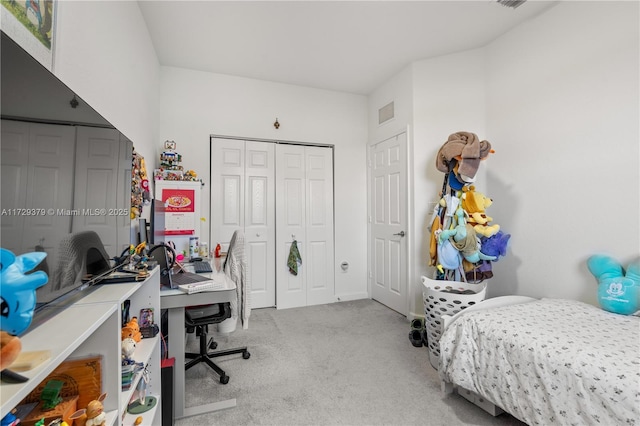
[587,255,639,315]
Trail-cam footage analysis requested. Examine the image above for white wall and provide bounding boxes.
[410,48,487,315]
[375,1,638,314]
[53,1,160,173]
[158,67,369,301]
[485,1,639,303]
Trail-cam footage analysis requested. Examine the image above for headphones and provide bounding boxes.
[147,243,177,275]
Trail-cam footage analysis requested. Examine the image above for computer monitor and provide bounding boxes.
[150,199,166,245]
[138,218,148,246]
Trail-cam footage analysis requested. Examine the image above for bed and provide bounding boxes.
[438,297,640,425]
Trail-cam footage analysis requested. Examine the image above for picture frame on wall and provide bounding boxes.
[1,0,56,70]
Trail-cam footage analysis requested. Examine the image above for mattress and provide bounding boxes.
[439,298,640,425]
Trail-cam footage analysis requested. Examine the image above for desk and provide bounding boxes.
[160,270,237,419]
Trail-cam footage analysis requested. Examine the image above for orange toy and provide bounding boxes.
[0,331,21,370]
[121,317,142,343]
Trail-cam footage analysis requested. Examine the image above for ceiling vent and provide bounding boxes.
[497,0,526,9]
[378,101,395,124]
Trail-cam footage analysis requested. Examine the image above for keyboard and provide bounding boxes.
[192,260,213,273]
[178,279,225,294]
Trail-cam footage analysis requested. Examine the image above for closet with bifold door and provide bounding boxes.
[210,137,335,310]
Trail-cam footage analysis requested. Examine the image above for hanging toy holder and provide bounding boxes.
[423,131,510,369]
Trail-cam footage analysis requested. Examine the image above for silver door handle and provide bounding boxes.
[393,231,405,237]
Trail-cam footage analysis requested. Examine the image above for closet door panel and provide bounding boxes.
[276,145,307,309]
[305,147,334,306]
[244,141,275,308]
[73,127,120,255]
[25,124,75,275]
[211,138,275,309]
[215,140,245,245]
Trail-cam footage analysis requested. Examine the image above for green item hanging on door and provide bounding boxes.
[288,240,302,275]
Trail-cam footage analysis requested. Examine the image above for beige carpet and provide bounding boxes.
[176,299,525,426]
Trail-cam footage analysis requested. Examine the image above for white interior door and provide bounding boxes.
[369,133,408,315]
[211,138,275,308]
[276,144,334,309]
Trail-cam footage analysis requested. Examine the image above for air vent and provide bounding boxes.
[497,0,526,9]
[378,101,395,124]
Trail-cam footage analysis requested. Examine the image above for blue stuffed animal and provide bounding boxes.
[587,255,640,315]
[0,248,49,336]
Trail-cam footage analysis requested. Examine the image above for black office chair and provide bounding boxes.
[184,298,250,385]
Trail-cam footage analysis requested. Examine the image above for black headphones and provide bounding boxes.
[147,243,177,275]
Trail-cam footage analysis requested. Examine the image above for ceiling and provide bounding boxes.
[138,1,558,95]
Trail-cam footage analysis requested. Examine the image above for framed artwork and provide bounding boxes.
[1,0,56,70]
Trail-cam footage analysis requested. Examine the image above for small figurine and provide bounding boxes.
[70,393,107,426]
[122,337,136,361]
[41,379,64,409]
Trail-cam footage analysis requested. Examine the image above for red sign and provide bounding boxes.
[162,189,195,234]
[162,189,195,213]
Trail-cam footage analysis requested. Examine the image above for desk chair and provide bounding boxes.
[184,261,250,384]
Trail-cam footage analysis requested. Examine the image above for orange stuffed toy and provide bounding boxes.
[121,317,142,343]
[0,331,22,371]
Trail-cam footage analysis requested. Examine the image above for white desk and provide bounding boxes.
[160,270,237,420]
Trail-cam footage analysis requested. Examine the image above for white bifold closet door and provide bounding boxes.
[275,144,335,309]
[211,138,276,309]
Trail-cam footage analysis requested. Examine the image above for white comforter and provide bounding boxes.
[439,298,640,426]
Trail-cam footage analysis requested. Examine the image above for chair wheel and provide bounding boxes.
[220,374,229,384]
[243,351,251,359]
[209,341,218,350]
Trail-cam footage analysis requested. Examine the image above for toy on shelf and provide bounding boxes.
[154,140,203,183]
[428,131,510,283]
[122,317,142,343]
[0,248,49,383]
[69,393,107,426]
[131,147,151,219]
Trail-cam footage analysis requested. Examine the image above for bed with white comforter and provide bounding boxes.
[439,298,640,425]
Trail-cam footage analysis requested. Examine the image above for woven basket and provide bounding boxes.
[421,276,487,369]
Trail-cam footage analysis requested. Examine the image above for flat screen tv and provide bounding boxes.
[1,31,132,316]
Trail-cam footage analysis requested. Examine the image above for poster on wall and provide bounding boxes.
[1,0,56,70]
[162,189,195,235]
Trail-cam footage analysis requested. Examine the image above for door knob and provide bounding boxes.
[393,231,405,237]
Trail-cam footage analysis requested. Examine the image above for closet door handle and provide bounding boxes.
[393,231,405,237]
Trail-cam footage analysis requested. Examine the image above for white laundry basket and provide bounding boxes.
[421,276,487,369]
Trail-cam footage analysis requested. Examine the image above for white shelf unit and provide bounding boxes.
[0,268,162,425]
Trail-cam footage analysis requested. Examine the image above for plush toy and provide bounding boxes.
[0,248,49,336]
[439,208,496,264]
[480,231,511,259]
[587,255,639,315]
[0,332,21,371]
[121,317,142,343]
[122,337,136,360]
[461,186,500,238]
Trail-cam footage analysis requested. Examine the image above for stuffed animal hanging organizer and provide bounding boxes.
[428,131,511,282]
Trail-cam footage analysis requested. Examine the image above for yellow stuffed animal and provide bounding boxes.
[461,186,500,238]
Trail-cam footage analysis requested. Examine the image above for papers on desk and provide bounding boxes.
[177,274,227,294]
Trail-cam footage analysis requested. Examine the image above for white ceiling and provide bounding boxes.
[138,1,558,95]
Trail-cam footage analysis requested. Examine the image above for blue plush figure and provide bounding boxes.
[480,231,511,259]
[587,255,639,315]
[0,248,49,336]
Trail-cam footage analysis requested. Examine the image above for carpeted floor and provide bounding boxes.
[176,299,526,425]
